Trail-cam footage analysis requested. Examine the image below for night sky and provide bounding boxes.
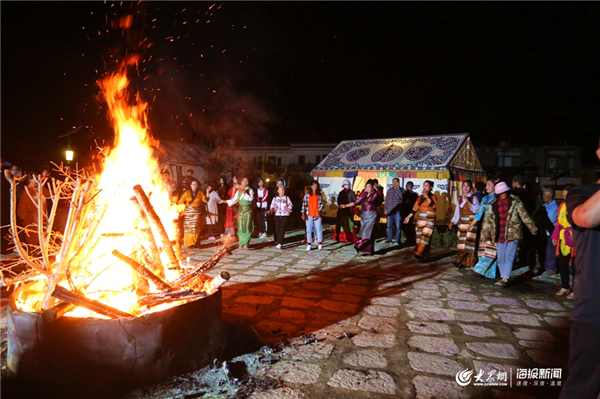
[2,1,600,169]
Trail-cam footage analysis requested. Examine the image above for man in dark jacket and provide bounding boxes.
[401,181,418,245]
[512,174,537,272]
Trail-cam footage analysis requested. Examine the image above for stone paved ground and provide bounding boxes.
[1,226,574,399]
[181,227,571,399]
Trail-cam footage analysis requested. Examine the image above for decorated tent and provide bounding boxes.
[311,133,485,224]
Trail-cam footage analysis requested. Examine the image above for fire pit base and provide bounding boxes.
[7,290,223,396]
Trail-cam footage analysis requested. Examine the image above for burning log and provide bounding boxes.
[138,289,207,309]
[172,219,183,263]
[206,271,230,295]
[42,302,75,323]
[111,249,172,292]
[131,196,164,274]
[133,185,179,269]
[51,285,133,319]
[170,243,235,288]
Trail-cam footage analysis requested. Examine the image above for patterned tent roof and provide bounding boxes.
[313,133,483,172]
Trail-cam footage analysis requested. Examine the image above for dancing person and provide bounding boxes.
[340,179,380,256]
[301,180,324,251]
[333,179,357,242]
[255,178,270,239]
[221,177,254,249]
[479,182,537,288]
[401,181,418,245]
[513,174,537,272]
[384,178,405,245]
[539,188,559,275]
[552,184,576,297]
[467,180,498,279]
[217,175,229,234]
[449,180,480,268]
[404,180,437,262]
[223,176,238,236]
[559,139,600,399]
[269,185,293,249]
[177,179,206,249]
[204,183,222,240]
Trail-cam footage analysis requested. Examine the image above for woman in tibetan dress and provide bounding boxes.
[449,180,480,268]
[404,180,437,261]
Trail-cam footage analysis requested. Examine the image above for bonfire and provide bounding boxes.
[1,57,233,322]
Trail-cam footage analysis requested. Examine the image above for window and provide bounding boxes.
[316,155,321,164]
[298,155,305,165]
[277,157,282,166]
[268,156,276,165]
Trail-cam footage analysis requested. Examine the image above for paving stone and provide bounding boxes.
[332,284,369,295]
[317,299,358,313]
[407,299,445,308]
[255,265,281,271]
[250,387,305,399]
[512,328,559,343]
[408,335,460,354]
[407,352,463,376]
[244,269,271,276]
[364,305,399,317]
[291,290,323,299]
[358,315,398,334]
[413,375,469,399]
[290,342,335,359]
[230,275,264,283]
[269,309,306,320]
[268,362,322,384]
[407,307,456,321]
[544,312,571,318]
[370,296,402,306]
[301,282,330,290]
[412,282,440,290]
[459,324,496,337]
[518,340,557,350]
[225,263,254,270]
[327,369,396,395]
[287,268,310,274]
[448,300,488,312]
[526,349,569,367]
[343,349,388,368]
[442,283,472,293]
[352,333,396,348]
[498,313,541,327]
[544,317,570,328]
[235,295,276,305]
[454,311,492,323]
[330,294,363,303]
[281,298,317,309]
[447,293,480,301]
[341,277,369,285]
[523,299,565,311]
[483,296,519,306]
[407,321,451,335]
[260,261,288,267]
[248,284,286,295]
[491,306,530,314]
[401,289,442,299]
[466,343,519,359]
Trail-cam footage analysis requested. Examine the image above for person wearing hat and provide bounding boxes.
[334,179,357,242]
[479,181,538,287]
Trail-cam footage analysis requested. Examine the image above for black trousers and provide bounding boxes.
[557,252,574,290]
[274,216,289,245]
[256,209,267,234]
[402,215,416,244]
[560,321,600,399]
[517,229,537,268]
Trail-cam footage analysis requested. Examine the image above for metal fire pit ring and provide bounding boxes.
[7,289,223,392]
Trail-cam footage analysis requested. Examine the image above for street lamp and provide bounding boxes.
[65,150,74,161]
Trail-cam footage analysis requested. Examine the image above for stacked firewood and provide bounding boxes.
[1,164,234,322]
